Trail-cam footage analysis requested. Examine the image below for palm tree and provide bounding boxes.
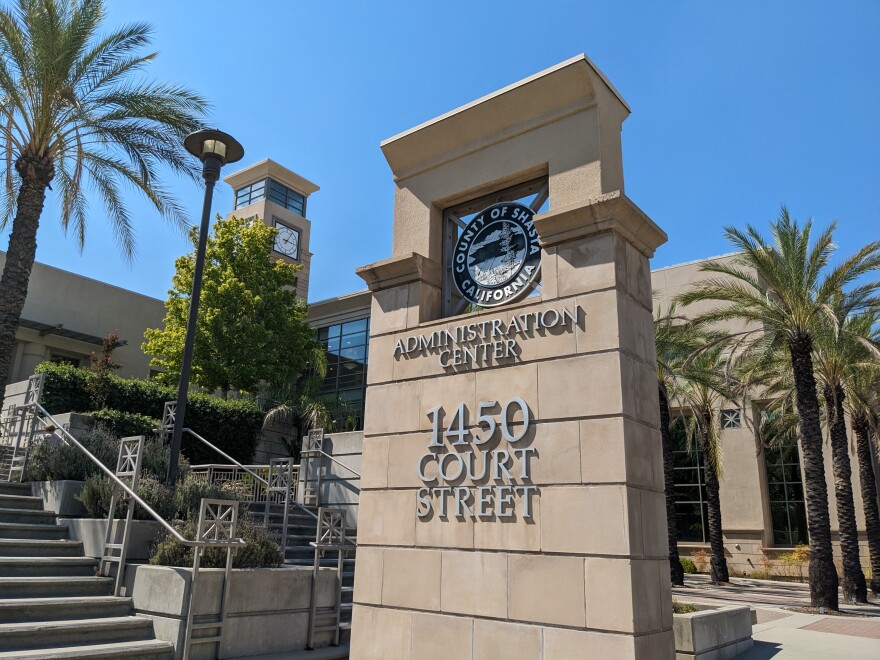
[0,0,207,412]
[841,316,880,596]
[813,305,879,603]
[674,340,736,584]
[655,303,705,586]
[678,207,880,609]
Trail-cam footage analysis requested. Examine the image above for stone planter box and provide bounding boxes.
[123,564,340,659]
[673,604,753,659]
[31,480,88,517]
[60,518,163,561]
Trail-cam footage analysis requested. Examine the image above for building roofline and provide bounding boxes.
[652,251,741,273]
[0,250,164,304]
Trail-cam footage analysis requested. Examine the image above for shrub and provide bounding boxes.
[77,473,176,521]
[89,409,159,439]
[23,425,117,482]
[35,362,263,463]
[149,516,283,569]
[672,600,698,614]
[680,558,697,574]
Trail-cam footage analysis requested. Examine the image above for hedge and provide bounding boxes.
[35,362,263,464]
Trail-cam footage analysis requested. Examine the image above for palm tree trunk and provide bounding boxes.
[659,385,684,586]
[824,384,867,603]
[789,332,838,610]
[699,409,729,584]
[853,412,880,595]
[0,159,54,413]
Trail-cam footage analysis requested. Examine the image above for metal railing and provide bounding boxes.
[25,402,243,660]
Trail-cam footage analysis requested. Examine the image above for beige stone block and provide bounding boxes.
[415,505,475,549]
[528,420,581,485]
[358,490,415,546]
[556,231,618,297]
[624,240,653,310]
[624,419,663,491]
[419,372,477,432]
[364,381,421,436]
[574,288,620,355]
[407,280,442,328]
[474,363,538,430]
[580,417,627,484]
[582,485,639,555]
[617,292,655,364]
[508,554,585,627]
[584,558,666,633]
[640,489,669,558]
[473,495,541,551]
[440,550,507,618]
[633,629,675,659]
[370,286,409,337]
[540,486,592,553]
[387,432,434,488]
[509,301,579,364]
[620,353,661,428]
[542,627,635,659]
[349,604,412,660]
[381,547,441,611]
[366,335,396,385]
[352,546,382,605]
[411,612,472,660]
[360,436,389,490]
[537,353,622,420]
[541,246,559,300]
[472,619,541,660]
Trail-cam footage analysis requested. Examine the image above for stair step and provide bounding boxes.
[0,576,113,598]
[0,557,99,577]
[0,539,83,557]
[0,615,153,651]
[0,522,68,540]
[0,482,32,497]
[0,508,55,525]
[0,596,133,623]
[0,494,44,511]
[0,638,174,659]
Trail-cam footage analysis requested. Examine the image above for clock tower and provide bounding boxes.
[222,158,319,300]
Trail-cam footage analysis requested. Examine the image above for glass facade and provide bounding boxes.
[764,438,809,546]
[671,417,709,543]
[316,318,369,430]
[235,178,306,217]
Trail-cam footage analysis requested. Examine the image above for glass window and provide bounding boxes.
[671,417,709,543]
[234,179,268,209]
[314,317,370,431]
[234,178,306,216]
[764,437,809,546]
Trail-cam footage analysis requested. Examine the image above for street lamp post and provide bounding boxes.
[166,129,244,485]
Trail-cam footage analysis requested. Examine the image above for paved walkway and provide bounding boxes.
[673,575,880,659]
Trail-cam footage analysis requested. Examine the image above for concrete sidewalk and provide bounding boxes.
[674,575,880,658]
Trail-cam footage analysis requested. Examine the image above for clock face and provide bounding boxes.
[273,222,300,259]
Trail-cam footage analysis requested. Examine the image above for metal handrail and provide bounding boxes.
[310,450,361,478]
[35,403,244,550]
[180,426,319,522]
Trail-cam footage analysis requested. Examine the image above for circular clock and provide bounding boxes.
[274,222,300,259]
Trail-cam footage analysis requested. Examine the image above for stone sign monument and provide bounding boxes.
[352,54,673,659]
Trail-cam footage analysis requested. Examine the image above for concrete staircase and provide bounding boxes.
[258,503,356,631]
[0,481,174,659]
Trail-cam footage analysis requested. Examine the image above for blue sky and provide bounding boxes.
[2,1,878,303]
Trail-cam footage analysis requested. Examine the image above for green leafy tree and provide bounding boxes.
[678,207,880,610]
[0,0,207,414]
[143,215,319,396]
